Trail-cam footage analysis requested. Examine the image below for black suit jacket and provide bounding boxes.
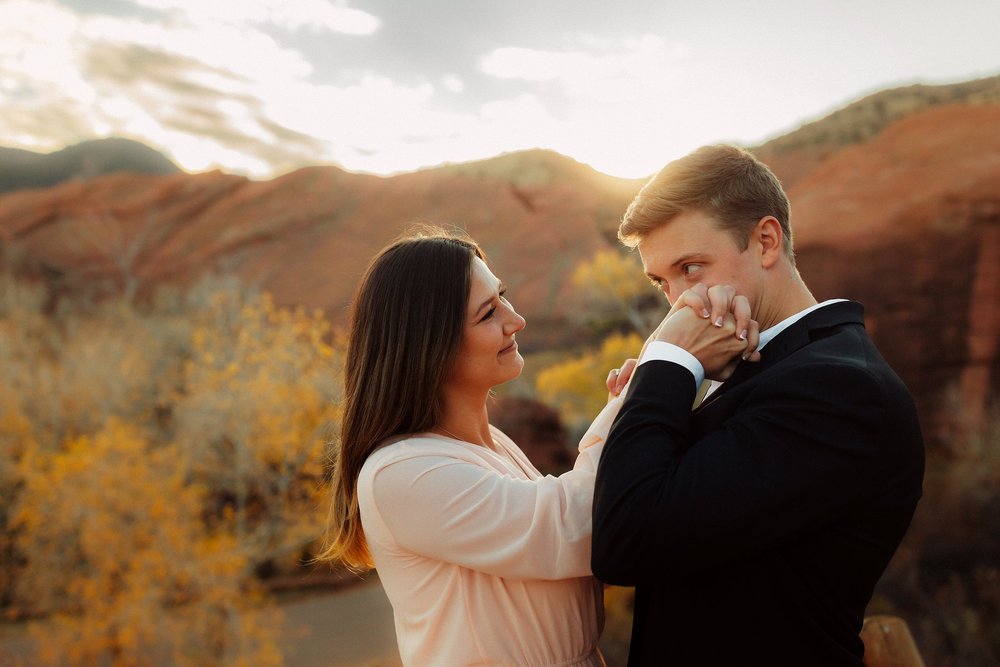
[592,301,924,666]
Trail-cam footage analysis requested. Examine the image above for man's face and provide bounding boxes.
[638,208,763,309]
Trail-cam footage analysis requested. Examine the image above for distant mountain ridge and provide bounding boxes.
[0,138,179,195]
[753,73,1000,188]
[2,73,996,197]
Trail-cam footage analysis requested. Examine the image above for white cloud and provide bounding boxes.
[0,0,388,175]
[130,0,381,35]
[0,2,728,179]
[442,75,465,93]
[6,2,996,181]
[480,35,687,100]
[481,47,583,83]
[83,13,316,82]
[474,34,706,176]
[0,1,81,89]
[267,74,495,174]
[0,2,704,178]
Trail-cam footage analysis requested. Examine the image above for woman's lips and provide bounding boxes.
[499,340,518,355]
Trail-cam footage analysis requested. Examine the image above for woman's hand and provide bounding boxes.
[652,284,762,381]
[606,358,637,398]
[606,283,760,393]
[654,308,751,381]
[664,284,761,363]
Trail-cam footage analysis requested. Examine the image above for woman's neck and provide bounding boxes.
[435,388,493,446]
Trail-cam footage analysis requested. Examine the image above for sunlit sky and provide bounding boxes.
[2,0,999,179]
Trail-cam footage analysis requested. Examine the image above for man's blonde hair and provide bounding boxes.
[619,144,794,261]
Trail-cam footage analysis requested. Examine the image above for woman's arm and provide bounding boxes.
[369,449,598,580]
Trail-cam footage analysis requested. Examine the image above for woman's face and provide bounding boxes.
[447,256,526,391]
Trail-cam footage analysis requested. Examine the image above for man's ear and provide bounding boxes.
[755,216,783,269]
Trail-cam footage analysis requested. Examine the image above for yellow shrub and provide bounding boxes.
[13,419,281,666]
[536,332,643,431]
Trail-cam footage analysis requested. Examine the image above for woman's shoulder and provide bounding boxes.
[361,433,479,473]
[358,434,503,506]
[487,425,526,458]
[487,425,541,477]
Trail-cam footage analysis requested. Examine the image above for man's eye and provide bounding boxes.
[683,264,700,277]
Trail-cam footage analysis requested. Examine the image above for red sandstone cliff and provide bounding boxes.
[1,102,998,444]
[789,104,1000,439]
[753,74,1000,189]
[0,150,639,350]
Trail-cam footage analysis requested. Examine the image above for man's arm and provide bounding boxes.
[591,357,891,586]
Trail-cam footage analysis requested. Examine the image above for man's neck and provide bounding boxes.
[756,268,817,331]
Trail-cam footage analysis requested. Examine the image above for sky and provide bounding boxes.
[2,0,999,180]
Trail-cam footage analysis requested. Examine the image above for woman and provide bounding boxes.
[318,229,748,666]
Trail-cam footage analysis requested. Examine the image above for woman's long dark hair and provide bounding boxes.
[317,228,484,569]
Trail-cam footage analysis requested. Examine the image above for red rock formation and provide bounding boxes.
[753,74,1000,189]
[789,105,1000,441]
[1,105,997,446]
[0,152,638,350]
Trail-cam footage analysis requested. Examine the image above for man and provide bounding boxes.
[592,145,925,665]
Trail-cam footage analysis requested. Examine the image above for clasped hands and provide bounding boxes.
[607,284,761,397]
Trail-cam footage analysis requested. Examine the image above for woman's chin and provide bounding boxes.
[512,353,525,375]
[495,357,524,386]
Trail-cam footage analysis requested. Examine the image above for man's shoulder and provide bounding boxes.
[760,327,920,435]
[773,338,898,393]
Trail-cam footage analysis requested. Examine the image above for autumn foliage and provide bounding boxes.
[535,332,644,435]
[0,267,341,665]
[569,248,660,335]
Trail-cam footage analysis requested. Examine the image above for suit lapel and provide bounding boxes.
[696,301,865,410]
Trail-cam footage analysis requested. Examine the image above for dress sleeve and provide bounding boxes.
[370,396,624,580]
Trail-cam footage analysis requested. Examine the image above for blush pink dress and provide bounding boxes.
[357,397,622,666]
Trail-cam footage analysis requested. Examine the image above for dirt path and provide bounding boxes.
[0,578,401,667]
[280,577,401,667]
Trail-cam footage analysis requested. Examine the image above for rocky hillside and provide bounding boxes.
[789,104,1000,440]
[0,150,639,350]
[753,73,1000,189]
[1,79,998,443]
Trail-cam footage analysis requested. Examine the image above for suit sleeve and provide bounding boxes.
[591,359,892,585]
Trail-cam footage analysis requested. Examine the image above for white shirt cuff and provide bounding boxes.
[638,341,705,391]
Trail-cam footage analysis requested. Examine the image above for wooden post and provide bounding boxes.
[861,615,926,667]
